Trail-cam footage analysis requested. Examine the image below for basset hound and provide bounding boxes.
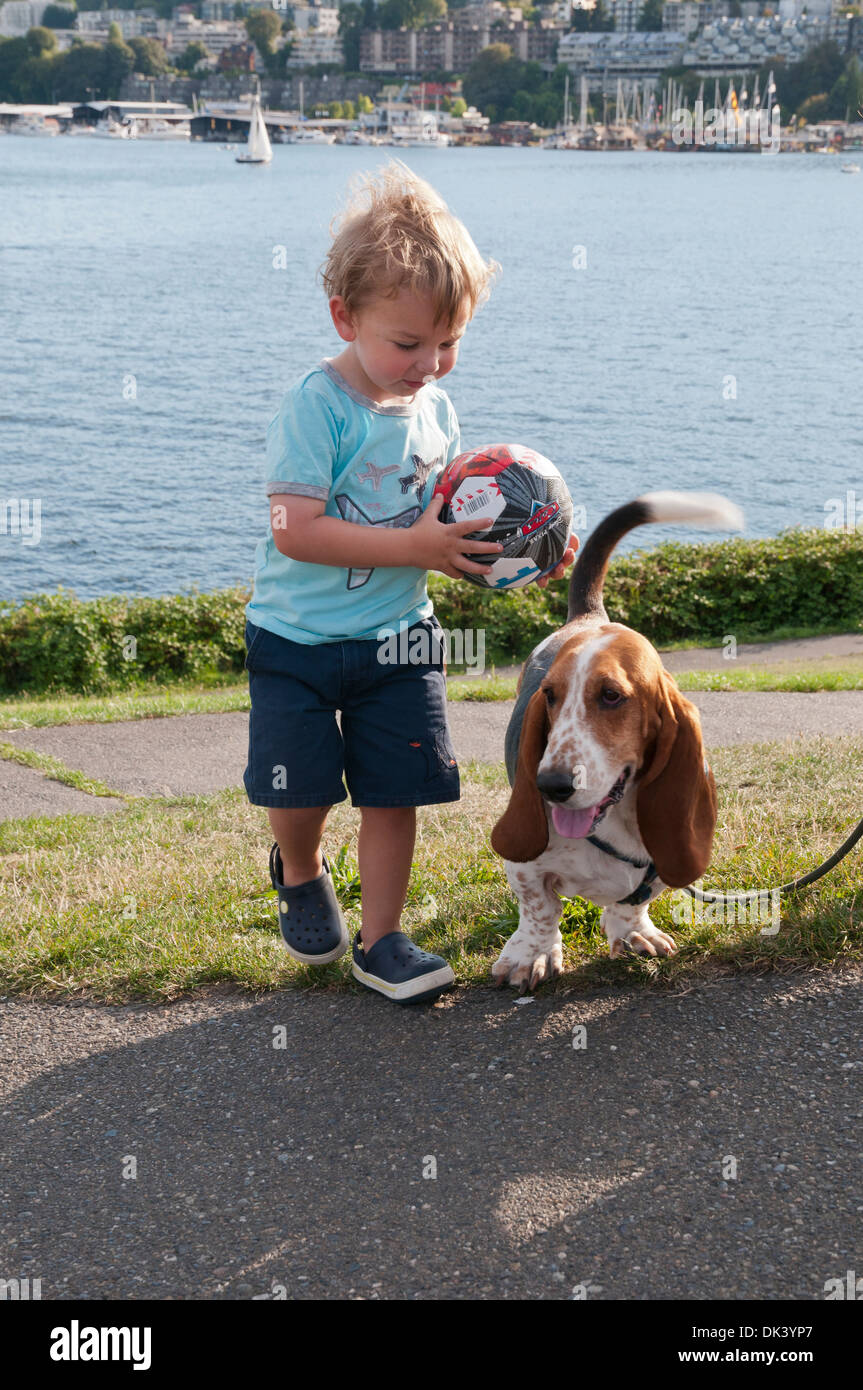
[490,490,744,992]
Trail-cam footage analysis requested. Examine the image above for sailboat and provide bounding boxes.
[541,72,580,149]
[236,92,272,165]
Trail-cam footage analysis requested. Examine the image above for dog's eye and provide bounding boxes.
[600,687,625,707]
[543,686,556,705]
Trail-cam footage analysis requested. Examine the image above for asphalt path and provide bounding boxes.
[1,969,860,1300]
[2,640,862,1302]
[2,692,863,818]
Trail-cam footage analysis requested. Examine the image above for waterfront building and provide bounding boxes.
[359,19,568,75]
[201,2,244,17]
[0,0,51,35]
[606,0,647,34]
[289,4,340,31]
[661,2,734,35]
[217,42,256,72]
[557,30,690,91]
[683,15,832,76]
[167,16,252,59]
[284,13,344,68]
[777,0,834,19]
[559,14,839,93]
[73,8,169,43]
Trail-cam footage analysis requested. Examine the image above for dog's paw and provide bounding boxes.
[491,931,564,994]
[609,923,677,960]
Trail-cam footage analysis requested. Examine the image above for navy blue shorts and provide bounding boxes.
[243,616,460,809]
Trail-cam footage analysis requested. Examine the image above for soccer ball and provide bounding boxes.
[432,444,573,590]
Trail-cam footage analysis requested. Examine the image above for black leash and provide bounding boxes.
[683,814,863,903]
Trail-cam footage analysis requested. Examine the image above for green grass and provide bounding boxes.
[0,682,251,731]
[445,658,863,702]
[448,673,520,701]
[0,739,860,1002]
[655,620,862,652]
[0,741,130,800]
[676,661,863,693]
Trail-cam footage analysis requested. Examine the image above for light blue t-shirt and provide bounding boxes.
[246,357,462,645]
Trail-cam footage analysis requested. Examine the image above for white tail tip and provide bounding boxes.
[638,491,745,532]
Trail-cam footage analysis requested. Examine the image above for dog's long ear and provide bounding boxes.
[491,689,550,863]
[636,673,717,888]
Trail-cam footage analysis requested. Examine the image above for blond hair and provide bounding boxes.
[319,158,501,334]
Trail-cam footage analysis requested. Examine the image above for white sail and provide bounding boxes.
[237,95,272,164]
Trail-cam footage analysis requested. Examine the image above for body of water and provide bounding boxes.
[1,138,861,601]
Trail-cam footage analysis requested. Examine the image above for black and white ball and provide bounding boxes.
[433,443,573,590]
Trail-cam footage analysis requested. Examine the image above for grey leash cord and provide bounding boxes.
[682,814,863,903]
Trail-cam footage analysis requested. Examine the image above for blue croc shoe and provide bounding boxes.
[269,843,350,965]
[351,931,455,1005]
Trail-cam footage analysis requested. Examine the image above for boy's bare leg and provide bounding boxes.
[357,805,416,951]
[267,806,330,887]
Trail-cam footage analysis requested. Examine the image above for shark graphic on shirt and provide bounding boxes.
[334,493,422,590]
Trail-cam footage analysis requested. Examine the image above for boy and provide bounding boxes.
[244,160,576,1004]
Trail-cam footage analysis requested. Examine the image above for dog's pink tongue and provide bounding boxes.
[551,804,599,839]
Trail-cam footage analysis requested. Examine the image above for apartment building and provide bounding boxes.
[360,19,568,74]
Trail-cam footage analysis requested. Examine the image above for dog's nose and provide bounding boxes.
[536,770,573,802]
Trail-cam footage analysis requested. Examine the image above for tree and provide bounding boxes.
[338,2,363,71]
[378,0,447,31]
[16,53,58,101]
[244,8,281,55]
[0,37,29,100]
[571,1,614,31]
[26,26,57,57]
[637,0,663,32]
[127,36,170,76]
[175,41,208,74]
[768,40,844,121]
[103,29,135,95]
[797,91,830,123]
[54,40,107,99]
[829,54,863,121]
[42,4,77,29]
[462,42,517,114]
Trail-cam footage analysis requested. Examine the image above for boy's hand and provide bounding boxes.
[411,492,505,580]
[535,533,579,589]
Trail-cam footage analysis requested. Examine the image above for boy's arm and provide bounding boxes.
[270,493,503,581]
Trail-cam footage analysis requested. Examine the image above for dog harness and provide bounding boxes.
[586,757,711,905]
[585,832,659,906]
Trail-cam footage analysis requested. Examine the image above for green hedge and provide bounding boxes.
[0,588,249,697]
[435,525,863,651]
[0,528,860,697]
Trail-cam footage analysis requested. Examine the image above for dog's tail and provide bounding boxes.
[567,491,744,623]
